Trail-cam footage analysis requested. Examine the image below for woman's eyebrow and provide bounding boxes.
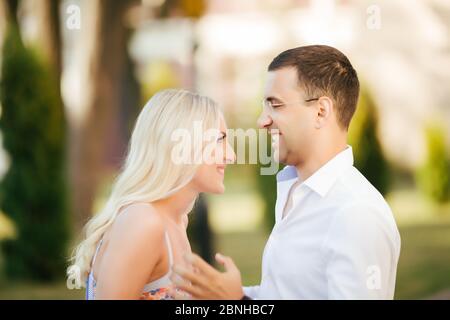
[220,131,227,138]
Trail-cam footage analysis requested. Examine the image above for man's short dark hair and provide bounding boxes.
[268,45,360,130]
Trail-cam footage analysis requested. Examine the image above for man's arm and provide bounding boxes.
[323,202,400,299]
[242,285,260,299]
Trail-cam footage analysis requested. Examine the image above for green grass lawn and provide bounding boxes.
[0,281,84,300]
[394,221,450,299]
[1,221,449,299]
[0,188,449,299]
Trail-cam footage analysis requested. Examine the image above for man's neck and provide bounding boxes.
[295,140,348,182]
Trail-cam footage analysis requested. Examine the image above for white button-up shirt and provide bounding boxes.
[244,146,401,299]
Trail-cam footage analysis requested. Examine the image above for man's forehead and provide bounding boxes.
[264,67,301,98]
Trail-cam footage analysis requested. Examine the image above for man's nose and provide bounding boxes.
[257,109,273,129]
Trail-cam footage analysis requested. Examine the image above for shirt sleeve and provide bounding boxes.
[323,201,400,300]
[243,285,260,299]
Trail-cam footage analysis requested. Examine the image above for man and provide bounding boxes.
[171,45,401,299]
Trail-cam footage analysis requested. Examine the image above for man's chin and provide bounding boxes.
[274,150,288,165]
[278,150,299,167]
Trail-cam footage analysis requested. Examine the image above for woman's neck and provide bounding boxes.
[152,185,198,227]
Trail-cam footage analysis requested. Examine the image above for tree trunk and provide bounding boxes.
[0,1,8,41]
[33,0,62,77]
[3,0,19,26]
[70,0,136,231]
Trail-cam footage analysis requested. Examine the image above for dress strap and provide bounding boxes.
[164,231,174,267]
[91,238,103,268]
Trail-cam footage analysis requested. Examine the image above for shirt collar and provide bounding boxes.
[276,146,354,197]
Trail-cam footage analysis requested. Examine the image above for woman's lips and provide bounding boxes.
[217,165,226,175]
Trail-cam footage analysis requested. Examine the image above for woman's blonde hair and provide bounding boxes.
[67,89,221,285]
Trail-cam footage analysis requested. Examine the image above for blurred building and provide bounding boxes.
[2,0,449,180]
[128,0,450,170]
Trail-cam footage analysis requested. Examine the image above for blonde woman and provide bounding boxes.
[68,89,235,300]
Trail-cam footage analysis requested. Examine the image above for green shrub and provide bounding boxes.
[256,165,277,231]
[254,132,278,231]
[0,25,69,281]
[416,125,450,203]
[348,87,391,195]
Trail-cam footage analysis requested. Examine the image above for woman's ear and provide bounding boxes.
[315,97,333,129]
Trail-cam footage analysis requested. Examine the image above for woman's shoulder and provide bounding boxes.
[111,202,166,245]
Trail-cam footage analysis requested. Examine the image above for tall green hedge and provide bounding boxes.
[348,87,391,195]
[416,125,450,203]
[255,133,278,232]
[0,25,69,281]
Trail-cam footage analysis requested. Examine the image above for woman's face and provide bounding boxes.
[190,116,235,194]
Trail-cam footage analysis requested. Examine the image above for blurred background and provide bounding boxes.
[0,0,449,299]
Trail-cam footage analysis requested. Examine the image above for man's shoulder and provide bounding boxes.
[328,167,397,228]
[334,166,389,208]
[328,167,400,243]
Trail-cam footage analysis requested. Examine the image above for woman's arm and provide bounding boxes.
[95,204,165,299]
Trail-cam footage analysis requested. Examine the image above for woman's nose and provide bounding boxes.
[225,142,236,164]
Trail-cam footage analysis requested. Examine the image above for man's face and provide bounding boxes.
[258,67,318,166]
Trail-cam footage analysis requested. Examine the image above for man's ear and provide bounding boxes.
[315,97,333,129]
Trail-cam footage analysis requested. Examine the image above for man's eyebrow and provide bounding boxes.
[265,96,283,102]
